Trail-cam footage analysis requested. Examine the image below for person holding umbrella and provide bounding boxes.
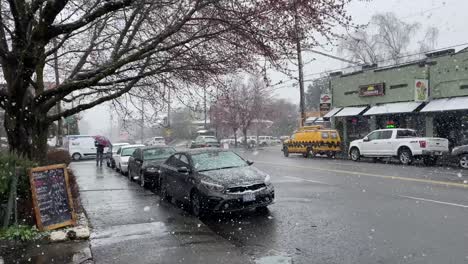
[93,136,111,167]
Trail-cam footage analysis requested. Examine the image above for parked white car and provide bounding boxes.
[349,128,449,166]
[147,136,166,146]
[114,144,145,174]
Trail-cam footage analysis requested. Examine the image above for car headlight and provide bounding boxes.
[201,180,225,192]
[146,167,158,173]
[264,175,271,185]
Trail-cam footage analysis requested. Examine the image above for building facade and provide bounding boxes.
[326,49,468,150]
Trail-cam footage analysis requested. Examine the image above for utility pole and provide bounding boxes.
[53,39,63,146]
[167,87,171,128]
[140,100,144,143]
[294,3,306,127]
[204,87,207,129]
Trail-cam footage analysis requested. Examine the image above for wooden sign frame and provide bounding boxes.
[29,164,77,231]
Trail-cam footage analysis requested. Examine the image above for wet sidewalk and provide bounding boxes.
[72,161,251,264]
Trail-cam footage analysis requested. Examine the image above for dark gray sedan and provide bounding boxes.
[159,149,274,217]
[128,146,176,188]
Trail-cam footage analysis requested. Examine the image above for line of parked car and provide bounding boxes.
[107,144,275,217]
[220,136,282,147]
[282,126,468,168]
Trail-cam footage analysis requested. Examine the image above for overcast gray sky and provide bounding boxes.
[81,0,467,136]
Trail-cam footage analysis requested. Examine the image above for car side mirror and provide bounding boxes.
[363,136,370,142]
[247,160,254,166]
[177,166,190,174]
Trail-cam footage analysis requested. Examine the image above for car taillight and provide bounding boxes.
[419,140,427,148]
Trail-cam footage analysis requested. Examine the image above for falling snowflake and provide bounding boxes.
[143,206,150,212]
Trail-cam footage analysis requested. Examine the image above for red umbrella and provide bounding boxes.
[93,135,111,147]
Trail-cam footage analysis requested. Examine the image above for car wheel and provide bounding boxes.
[327,152,336,159]
[283,147,289,157]
[350,148,360,161]
[255,206,269,214]
[190,191,203,217]
[459,154,468,169]
[72,153,81,161]
[398,148,413,165]
[423,156,438,166]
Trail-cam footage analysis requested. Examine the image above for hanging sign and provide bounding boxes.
[359,83,385,97]
[415,79,429,102]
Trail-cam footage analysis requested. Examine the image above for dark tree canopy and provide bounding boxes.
[0,0,352,160]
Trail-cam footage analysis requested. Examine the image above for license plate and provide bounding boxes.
[243,193,256,202]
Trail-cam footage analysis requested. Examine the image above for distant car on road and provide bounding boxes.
[159,149,275,217]
[114,144,145,174]
[349,128,449,166]
[146,136,166,146]
[451,144,468,169]
[190,136,220,148]
[106,142,130,168]
[127,146,176,188]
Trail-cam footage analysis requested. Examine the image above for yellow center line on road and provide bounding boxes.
[254,160,468,189]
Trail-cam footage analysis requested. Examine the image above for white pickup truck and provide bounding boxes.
[349,128,449,166]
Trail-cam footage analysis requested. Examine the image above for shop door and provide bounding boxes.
[435,113,461,148]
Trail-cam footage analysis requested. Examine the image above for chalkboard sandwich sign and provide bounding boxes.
[29,164,76,231]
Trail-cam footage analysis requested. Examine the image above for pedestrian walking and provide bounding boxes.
[95,141,105,167]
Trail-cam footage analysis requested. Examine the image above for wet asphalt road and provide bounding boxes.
[72,147,468,264]
[203,147,468,264]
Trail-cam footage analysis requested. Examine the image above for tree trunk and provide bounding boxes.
[242,127,248,148]
[233,128,238,147]
[4,109,49,163]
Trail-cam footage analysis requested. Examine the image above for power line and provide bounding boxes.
[270,41,468,89]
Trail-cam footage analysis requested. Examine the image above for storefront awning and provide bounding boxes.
[420,96,468,112]
[334,106,368,117]
[323,108,343,118]
[363,102,422,116]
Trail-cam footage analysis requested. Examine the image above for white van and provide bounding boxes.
[65,135,102,161]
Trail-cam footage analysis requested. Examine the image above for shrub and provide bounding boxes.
[0,225,39,241]
[0,154,36,204]
[46,148,71,166]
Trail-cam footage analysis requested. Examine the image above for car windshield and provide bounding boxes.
[192,151,247,171]
[121,147,138,156]
[143,148,175,160]
[203,138,218,143]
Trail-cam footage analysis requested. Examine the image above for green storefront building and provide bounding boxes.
[326,48,468,150]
